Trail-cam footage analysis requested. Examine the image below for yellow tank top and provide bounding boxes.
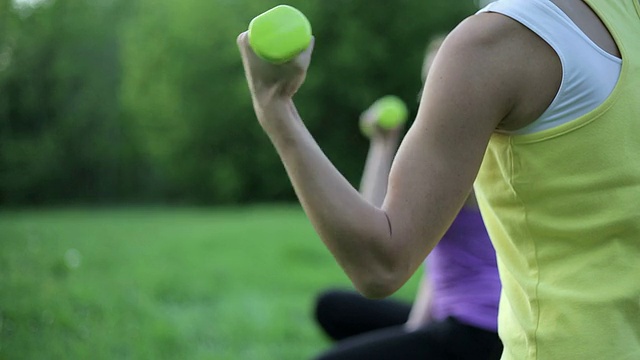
[474,1,640,359]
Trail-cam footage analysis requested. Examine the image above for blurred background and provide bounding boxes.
[1,0,482,358]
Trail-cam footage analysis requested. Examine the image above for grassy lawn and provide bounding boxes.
[0,206,419,359]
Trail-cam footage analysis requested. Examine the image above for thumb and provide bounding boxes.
[236,31,263,67]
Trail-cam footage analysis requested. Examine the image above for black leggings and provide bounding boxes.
[313,289,503,360]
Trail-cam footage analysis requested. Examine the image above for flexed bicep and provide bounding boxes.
[381,14,522,276]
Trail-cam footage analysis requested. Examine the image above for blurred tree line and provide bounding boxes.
[0,0,478,206]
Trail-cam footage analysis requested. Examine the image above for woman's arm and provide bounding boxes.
[236,13,535,298]
[405,275,433,331]
[359,113,403,207]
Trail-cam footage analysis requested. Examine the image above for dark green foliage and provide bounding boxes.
[0,0,477,205]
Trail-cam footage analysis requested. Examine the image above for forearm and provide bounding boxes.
[258,99,403,297]
[360,135,401,207]
[405,274,434,331]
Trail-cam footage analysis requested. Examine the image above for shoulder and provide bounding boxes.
[430,12,561,130]
[419,13,526,129]
[446,12,524,51]
[441,11,550,78]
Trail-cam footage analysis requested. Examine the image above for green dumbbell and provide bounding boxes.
[248,5,312,63]
[360,95,409,137]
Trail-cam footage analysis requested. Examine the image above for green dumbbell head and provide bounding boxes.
[359,95,408,138]
[375,95,408,129]
[248,5,312,63]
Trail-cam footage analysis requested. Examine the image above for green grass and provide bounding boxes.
[0,206,419,359]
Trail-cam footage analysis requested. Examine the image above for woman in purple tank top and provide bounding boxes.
[312,36,502,360]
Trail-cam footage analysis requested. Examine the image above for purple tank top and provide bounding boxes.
[427,208,501,332]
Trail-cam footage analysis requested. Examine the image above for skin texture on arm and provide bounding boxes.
[237,11,560,298]
[405,276,433,331]
[359,104,439,331]
[359,138,397,207]
[358,115,403,207]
